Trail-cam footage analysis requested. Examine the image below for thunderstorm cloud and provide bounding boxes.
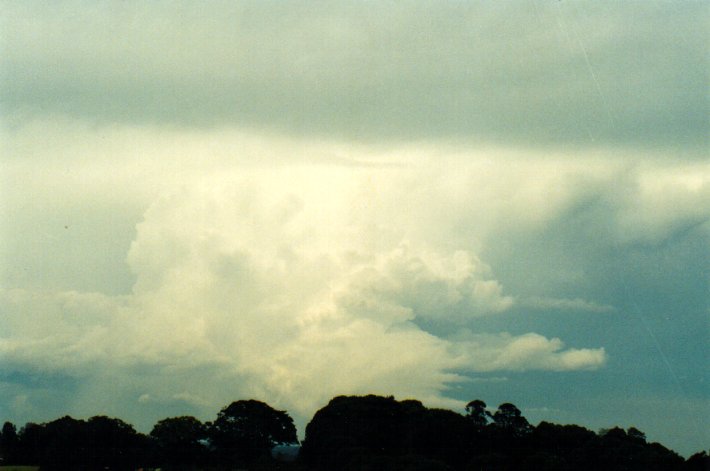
[1,0,708,456]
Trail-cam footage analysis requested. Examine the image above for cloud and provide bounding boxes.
[1,2,706,149]
[523,296,616,313]
[0,288,122,372]
[1,122,706,458]
[336,243,514,324]
[0,162,609,425]
[612,163,710,245]
[451,331,606,372]
[0,2,706,453]
[118,177,589,414]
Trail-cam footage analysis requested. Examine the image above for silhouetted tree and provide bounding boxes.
[150,415,207,470]
[684,451,710,470]
[1,394,699,471]
[464,399,490,428]
[0,421,19,464]
[596,426,683,471]
[16,422,44,465]
[492,402,532,437]
[530,421,599,470]
[626,426,646,443]
[414,408,470,469]
[209,399,297,466]
[41,416,87,469]
[476,402,533,468]
[302,395,415,469]
[303,395,477,470]
[83,415,148,470]
[9,416,149,470]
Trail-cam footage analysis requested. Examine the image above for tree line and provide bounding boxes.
[0,395,707,470]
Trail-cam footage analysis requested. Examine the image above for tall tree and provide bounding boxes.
[209,399,297,465]
[492,403,532,437]
[83,415,147,470]
[150,416,207,469]
[0,421,19,464]
[16,422,44,465]
[302,395,469,470]
[465,399,491,428]
[41,416,87,469]
[301,395,408,468]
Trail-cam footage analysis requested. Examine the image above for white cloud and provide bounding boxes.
[0,146,614,423]
[0,1,705,451]
[612,163,710,245]
[336,243,513,324]
[5,120,706,430]
[451,331,606,372]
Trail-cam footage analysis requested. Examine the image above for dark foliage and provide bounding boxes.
[300,395,691,471]
[209,399,298,467]
[3,415,150,470]
[491,402,532,437]
[683,451,710,470]
[0,421,19,464]
[150,415,207,470]
[0,394,703,471]
[464,399,490,429]
[301,395,420,469]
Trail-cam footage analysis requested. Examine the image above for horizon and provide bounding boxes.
[0,392,701,456]
[1,0,708,458]
[0,392,698,455]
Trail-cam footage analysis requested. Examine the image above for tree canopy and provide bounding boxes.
[0,395,702,471]
[150,416,207,469]
[209,399,298,465]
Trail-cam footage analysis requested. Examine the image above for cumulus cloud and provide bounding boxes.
[0,157,612,424]
[451,331,606,372]
[337,244,514,324]
[0,0,707,454]
[2,123,707,457]
[119,176,583,413]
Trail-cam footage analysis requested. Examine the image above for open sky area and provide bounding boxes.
[1,0,708,457]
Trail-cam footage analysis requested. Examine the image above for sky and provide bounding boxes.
[0,0,708,457]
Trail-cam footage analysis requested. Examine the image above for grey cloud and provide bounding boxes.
[1,1,706,149]
[523,296,616,313]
